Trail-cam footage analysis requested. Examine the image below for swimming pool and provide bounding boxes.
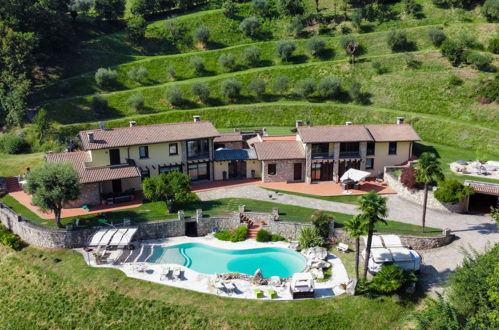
[147,243,307,278]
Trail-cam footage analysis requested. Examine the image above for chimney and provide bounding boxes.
[129,121,137,127]
[396,117,404,125]
[296,120,303,128]
[262,127,267,136]
[193,115,201,122]
[345,121,353,126]
[87,132,94,143]
[99,121,105,130]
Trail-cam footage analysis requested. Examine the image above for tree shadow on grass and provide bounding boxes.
[413,143,440,158]
[317,48,335,60]
[288,54,309,64]
[207,41,228,50]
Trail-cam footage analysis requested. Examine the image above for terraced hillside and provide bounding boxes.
[16,0,499,176]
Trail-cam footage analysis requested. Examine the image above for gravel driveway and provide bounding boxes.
[197,184,499,292]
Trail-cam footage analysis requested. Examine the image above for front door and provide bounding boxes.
[228,161,237,178]
[109,149,121,165]
[294,163,302,181]
[112,179,122,193]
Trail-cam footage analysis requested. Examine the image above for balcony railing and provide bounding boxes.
[339,152,361,159]
[187,153,210,161]
[311,153,334,159]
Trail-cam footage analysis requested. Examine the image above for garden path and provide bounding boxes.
[197,184,499,293]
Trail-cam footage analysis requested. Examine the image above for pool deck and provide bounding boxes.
[79,236,350,300]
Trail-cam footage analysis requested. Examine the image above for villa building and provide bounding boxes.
[45,116,419,206]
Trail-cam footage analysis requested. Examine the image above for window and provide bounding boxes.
[188,163,209,181]
[139,146,149,159]
[169,143,178,156]
[388,142,397,155]
[366,142,375,156]
[366,158,374,170]
[159,165,181,174]
[340,142,360,157]
[140,168,150,181]
[311,143,329,157]
[268,164,277,175]
[187,139,209,159]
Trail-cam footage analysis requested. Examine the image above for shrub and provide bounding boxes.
[371,60,387,74]
[448,75,464,87]
[241,46,262,67]
[287,17,303,37]
[127,16,147,44]
[247,78,266,99]
[271,234,286,241]
[252,0,268,16]
[295,78,315,98]
[165,86,183,107]
[307,36,326,57]
[231,226,249,242]
[482,0,499,22]
[0,134,25,154]
[277,0,304,16]
[218,53,237,72]
[400,166,418,189]
[272,75,290,94]
[221,79,242,101]
[0,225,21,250]
[427,27,447,47]
[404,53,421,69]
[222,0,237,18]
[441,39,465,66]
[276,40,296,61]
[95,68,117,90]
[412,294,462,330]
[465,51,492,70]
[386,29,411,52]
[127,66,148,83]
[91,95,108,114]
[256,229,272,242]
[126,93,145,111]
[339,23,351,34]
[317,76,342,100]
[214,230,232,241]
[239,17,260,38]
[434,179,474,205]
[349,80,365,104]
[371,264,416,294]
[298,226,325,249]
[163,21,183,43]
[476,74,499,101]
[191,82,210,103]
[311,211,331,239]
[189,56,205,75]
[166,65,176,80]
[193,25,210,45]
[488,37,499,54]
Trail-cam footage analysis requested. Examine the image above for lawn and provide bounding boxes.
[0,245,418,329]
[262,187,361,205]
[0,194,441,236]
[0,153,44,178]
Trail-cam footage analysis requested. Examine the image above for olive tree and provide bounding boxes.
[165,85,183,106]
[191,82,210,103]
[239,17,260,38]
[272,75,290,94]
[295,78,315,98]
[276,40,296,61]
[126,92,145,111]
[221,79,242,102]
[193,25,210,45]
[307,36,326,57]
[318,76,342,100]
[25,163,81,228]
[142,171,192,213]
[218,53,237,72]
[247,78,266,99]
[127,66,148,84]
[189,56,205,75]
[427,27,447,47]
[95,68,117,90]
[241,46,262,67]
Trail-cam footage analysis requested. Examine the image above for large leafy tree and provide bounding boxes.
[94,0,126,21]
[357,190,387,279]
[344,215,367,280]
[142,171,192,213]
[414,152,444,232]
[25,162,81,228]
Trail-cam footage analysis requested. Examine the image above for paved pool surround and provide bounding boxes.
[79,236,350,300]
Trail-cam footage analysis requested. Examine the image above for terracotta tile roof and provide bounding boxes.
[464,180,499,196]
[365,124,420,142]
[253,141,305,160]
[297,124,420,143]
[46,151,140,184]
[298,125,373,143]
[262,135,297,141]
[214,132,243,143]
[80,121,220,150]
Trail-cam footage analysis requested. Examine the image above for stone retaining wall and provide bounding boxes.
[332,228,454,250]
[384,166,468,213]
[263,221,312,240]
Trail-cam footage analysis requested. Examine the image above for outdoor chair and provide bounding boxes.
[267,289,277,299]
[253,288,264,299]
[215,281,227,295]
[225,281,237,295]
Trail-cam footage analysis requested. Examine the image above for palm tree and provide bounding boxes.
[344,215,367,280]
[414,152,444,232]
[358,190,387,279]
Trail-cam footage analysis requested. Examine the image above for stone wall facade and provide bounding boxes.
[262,159,305,183]
[263,221,312,240]
[65,183,100,208]
[384,166,468,213]
[332,228,454,250]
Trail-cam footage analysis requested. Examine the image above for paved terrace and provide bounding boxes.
[197,184,499,293]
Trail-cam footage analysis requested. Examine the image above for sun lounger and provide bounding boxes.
[173,268,182,280]
[160,267,173,281]
[215,281,227,294]
[225,281,236,295]
[267,289,277,299]
[337,243,349,252]
[253,288,264,299]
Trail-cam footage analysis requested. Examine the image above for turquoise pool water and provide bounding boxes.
[147,243,306,278]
